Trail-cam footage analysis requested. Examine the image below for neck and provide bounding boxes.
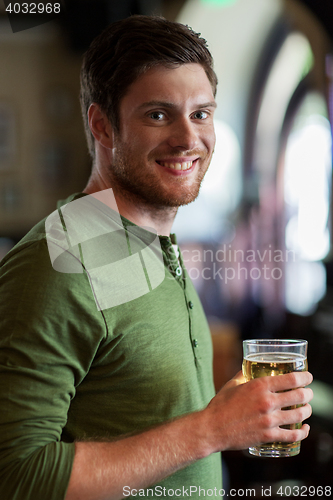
[83,175,177,237]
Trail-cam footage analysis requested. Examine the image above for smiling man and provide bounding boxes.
[84,63,216,235]
[0,15,313,500]
[81,23,217,236]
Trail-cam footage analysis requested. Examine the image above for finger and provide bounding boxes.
[276,403,312,426]
[265,371,313,392]
[268,423,311,444]
[276,387,313,408]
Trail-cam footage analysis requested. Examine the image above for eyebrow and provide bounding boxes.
[137,100,217,110]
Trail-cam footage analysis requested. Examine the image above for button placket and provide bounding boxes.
[162,238,199,364]
[162,239,183,283]
[185,292,200,364]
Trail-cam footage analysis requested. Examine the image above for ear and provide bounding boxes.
[88,103,114,149]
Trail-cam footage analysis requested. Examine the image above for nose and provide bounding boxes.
[167,117,200,151]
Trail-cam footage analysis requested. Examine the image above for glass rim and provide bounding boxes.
[243,338,307,346]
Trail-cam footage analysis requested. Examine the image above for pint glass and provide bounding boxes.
[242,339,308,458]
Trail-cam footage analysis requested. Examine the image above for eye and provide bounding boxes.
[192,110,209,120]
[148,111,165,121]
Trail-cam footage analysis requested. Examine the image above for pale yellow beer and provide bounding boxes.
[242,340,308,458]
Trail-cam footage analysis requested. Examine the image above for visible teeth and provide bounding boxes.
[159,161,193,170]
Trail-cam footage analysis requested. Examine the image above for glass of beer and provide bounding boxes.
[242,339,308,458]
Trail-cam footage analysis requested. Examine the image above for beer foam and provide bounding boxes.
[245,352,306,363]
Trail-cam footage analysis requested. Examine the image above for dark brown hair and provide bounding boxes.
[80,15,218,159]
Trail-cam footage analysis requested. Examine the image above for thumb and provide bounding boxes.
[224,370,247,389]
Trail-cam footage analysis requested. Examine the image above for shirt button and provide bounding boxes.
[188,301,194,309]
[175,266,182,276]
[193,339,198,348]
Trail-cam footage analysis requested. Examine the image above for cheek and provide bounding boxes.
[121,130,159,155]
[205,127,216,153]
[210,126,216,145]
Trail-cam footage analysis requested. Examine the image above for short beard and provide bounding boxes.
[107,142,207,210]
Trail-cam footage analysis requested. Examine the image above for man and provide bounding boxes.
[0,15,312,500]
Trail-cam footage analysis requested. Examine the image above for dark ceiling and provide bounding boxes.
[59,0,333,52]
[297,0,333,41]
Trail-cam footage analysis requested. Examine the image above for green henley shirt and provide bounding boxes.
[0,193,222,500]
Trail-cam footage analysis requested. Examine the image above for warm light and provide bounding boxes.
[285,261,327,316]
[200,0,238,5]
[284,93,332,315]
[255,33,314,178]
[284,114,331,261]
[173,119,241,241]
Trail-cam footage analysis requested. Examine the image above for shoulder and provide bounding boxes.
[0,202,100,327]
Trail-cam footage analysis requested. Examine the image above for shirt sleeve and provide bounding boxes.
[0,237,107,500]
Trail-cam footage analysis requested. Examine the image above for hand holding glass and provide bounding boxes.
[242,339,308,458]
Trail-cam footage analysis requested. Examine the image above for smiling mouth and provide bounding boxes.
[156,160,196,171]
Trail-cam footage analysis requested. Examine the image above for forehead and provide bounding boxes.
[120,63,215,111]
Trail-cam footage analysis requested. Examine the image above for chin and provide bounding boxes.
[161,192,200,208]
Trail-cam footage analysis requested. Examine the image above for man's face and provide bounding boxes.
[106,63,216,208]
